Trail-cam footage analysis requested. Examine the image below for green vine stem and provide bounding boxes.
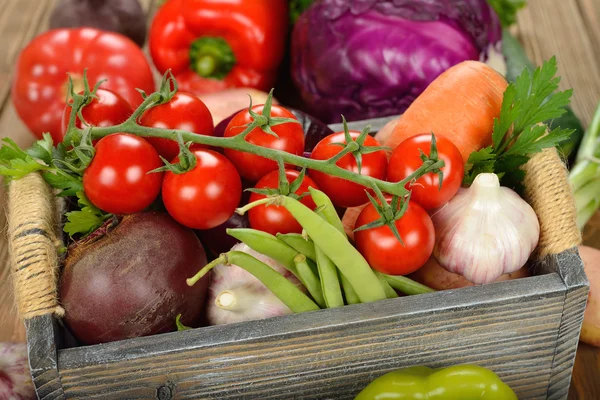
[62,74,445,198]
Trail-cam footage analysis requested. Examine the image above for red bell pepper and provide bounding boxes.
[149,0,288,95]
[11,28,155,142]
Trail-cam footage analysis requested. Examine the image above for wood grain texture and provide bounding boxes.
[517,0,600,127]
[55,273,568,399]
[547,250,590,400]
[25,315,65,400]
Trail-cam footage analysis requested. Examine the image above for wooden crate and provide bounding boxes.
[9,119,588,400]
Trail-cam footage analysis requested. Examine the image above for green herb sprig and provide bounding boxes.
[464,56,574,191]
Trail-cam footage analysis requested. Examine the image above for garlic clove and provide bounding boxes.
[431,173,540,285]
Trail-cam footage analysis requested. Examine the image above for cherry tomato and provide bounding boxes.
[309,131,387,208]
[354,200,435,275]
[60,88,133,143]
[162,149,242,230]
[83,134,163,214]
[223,105,304,182]
[139,91,215,161]
[248,169,319,236]
[387,133,464,210]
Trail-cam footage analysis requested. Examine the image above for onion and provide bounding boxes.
[206,243,306,325]
[0,343,35,400]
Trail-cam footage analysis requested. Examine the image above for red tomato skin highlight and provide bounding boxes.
[248,169,319,236]
[354,201,435,276]
[60,88,133,143]
[223,105,304,182]
[162,149,242,230]
[139,91,214,161]
[83,134,164,215]
[387,133,465,210]
[309,131,388,208]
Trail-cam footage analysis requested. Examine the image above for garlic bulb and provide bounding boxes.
[206,243,305,325]
[431,173,540,284]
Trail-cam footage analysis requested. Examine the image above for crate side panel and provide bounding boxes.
[58,284,565,400]
[547,249,590,400]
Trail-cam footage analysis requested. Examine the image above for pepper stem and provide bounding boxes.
[189,37,236,80]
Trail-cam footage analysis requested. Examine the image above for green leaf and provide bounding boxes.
[26,133,54,164]
[486,0,526,27]
[63,192,110,237]
[0,138,29,162]
[463,147,496,186]
[64,207,109,237]
[0,158,46,180]
[289,168,307,194]
[42,171,83,197]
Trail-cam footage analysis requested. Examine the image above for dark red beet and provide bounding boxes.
[60,212,209,345]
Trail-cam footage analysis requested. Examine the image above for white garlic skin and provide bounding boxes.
[431,173,540,284]
[206,243,304,325]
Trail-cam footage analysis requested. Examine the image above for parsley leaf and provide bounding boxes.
[63,191,110,237]
[464,57,575,190]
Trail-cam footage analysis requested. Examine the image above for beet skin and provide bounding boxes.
[60,212,209,345]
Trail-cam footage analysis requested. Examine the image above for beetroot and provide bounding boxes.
[60,212,209,345]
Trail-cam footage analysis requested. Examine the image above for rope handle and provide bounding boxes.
[8,172,64,320]
[523,147,582,258]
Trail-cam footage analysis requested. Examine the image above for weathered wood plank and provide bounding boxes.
[576,0,600,64]
[517,0,600,127]
[25,315,65,400]
[58,274,566,399]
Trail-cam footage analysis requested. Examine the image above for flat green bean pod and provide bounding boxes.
[277,233,317,261]
[340,273,360,305]
[309,187,346,237]
[294,254,325,308]
[187,251,320,313]
[315,244,344,308]
[383,274,435,295]
[226,228,299,277]
[375,271,399,299]
[278,196,387,303]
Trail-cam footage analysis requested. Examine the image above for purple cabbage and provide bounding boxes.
[291,0,503,123]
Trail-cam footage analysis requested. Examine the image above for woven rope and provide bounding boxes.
[523,147,581,258]
[7,172,64,319]
[6,146,582,320]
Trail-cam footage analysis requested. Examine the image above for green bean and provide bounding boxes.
[279,196,387,303]
[227,228,324,301]
[315,244,344,308]
[309,187,346,237]
[277,233,317,261]
[294,254,325,308]
[226,228,299,276]
[340,273,360,305]
[383,274,436,295]
[187,251,320,313]
[375,271,399,299]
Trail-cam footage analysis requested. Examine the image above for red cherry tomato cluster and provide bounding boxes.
[70,86,465,278]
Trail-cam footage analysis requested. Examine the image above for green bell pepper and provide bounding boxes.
[354,365,518,400]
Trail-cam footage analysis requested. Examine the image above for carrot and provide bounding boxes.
[375,61,508,162]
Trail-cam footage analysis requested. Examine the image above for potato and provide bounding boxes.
[408,257,530,291]
[578,245,600,347]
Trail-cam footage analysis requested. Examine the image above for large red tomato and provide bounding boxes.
[162,149,242,230]
[248,169,319,235]
[83,134,163,215]
[354,200,435,276]
[139,91,214,161]
[223,105,304,182]
[60,88,133,143]
[309,131,388,208]
[12,28,155,142]
[387,133,464,210]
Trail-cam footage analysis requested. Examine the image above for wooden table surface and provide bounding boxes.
[0,0,599,398]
